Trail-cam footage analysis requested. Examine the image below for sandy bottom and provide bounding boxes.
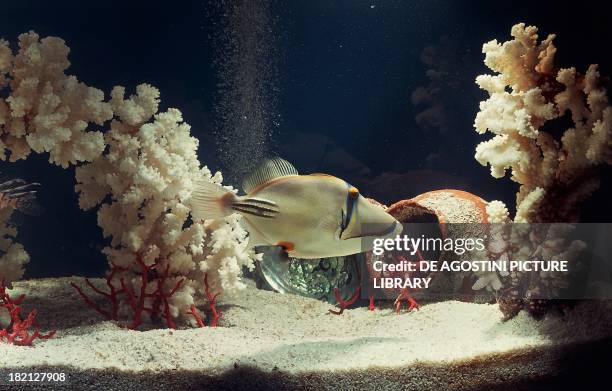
[1,277,612,390]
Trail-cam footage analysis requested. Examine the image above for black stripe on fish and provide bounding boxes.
[232,201,278,213]
[234,199,278,212]
[242,197,278,208]
[233,202,279,214]
[231,205,278,218]
[233,201,279,213]
[339,183,358,238]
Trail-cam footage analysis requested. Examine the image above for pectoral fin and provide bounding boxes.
[190,177,235,221]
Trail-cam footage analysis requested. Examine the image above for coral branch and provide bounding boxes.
[128,253,150,330]
[328,287,361,315]
[1,31,258,329]
[73,85,258,329]
[153,264,186,330]
[106,265,125,320]
[204,274,221,327]
[187,305,206,327]
[69,262,128,321]
[70,280,113,320]
[369,295,375,311]
[72,253,196,330]
[394,288,420,314]
[1,279,55,345]
[186,274,221,328]
[473,23,609,318]
[474,23,612,223]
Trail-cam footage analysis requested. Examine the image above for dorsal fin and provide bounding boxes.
[242,158,298,194]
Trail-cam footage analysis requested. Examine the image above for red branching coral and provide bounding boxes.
[187,305,205,327]
[0,279,55,346]
[71,253,185,330]
[328,287,361,315]
[70,266,123,321]
[187,274,221,327]
[204,274,221,327]
[394,288,420,314]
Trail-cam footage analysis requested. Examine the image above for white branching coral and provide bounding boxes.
[199,214,259,295]
[75,85,258,325]
[471,24,604,317]
[0,32,112,167]
[0,208,29,287]
[474,23,612,223]
[0,31,111,289]
[486,200,510,223]
[0,31,259,327]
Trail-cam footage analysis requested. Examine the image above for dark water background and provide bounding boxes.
[0,0,610,278]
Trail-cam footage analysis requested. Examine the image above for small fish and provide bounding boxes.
[0,175,42,259]
[0,177,41,215]
[189,158,402,259]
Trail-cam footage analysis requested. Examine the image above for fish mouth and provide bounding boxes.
[347,220,401,240]
[375,220,401,238]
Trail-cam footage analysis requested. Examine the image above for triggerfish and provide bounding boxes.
[189,158,402,259]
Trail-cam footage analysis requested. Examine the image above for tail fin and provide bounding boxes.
[190,177,236,221]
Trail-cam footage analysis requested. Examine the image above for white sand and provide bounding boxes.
[1,277,611,390]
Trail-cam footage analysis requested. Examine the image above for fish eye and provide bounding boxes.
[349,187,359,199]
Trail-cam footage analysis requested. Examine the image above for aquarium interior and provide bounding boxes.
[1,0,612,390]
